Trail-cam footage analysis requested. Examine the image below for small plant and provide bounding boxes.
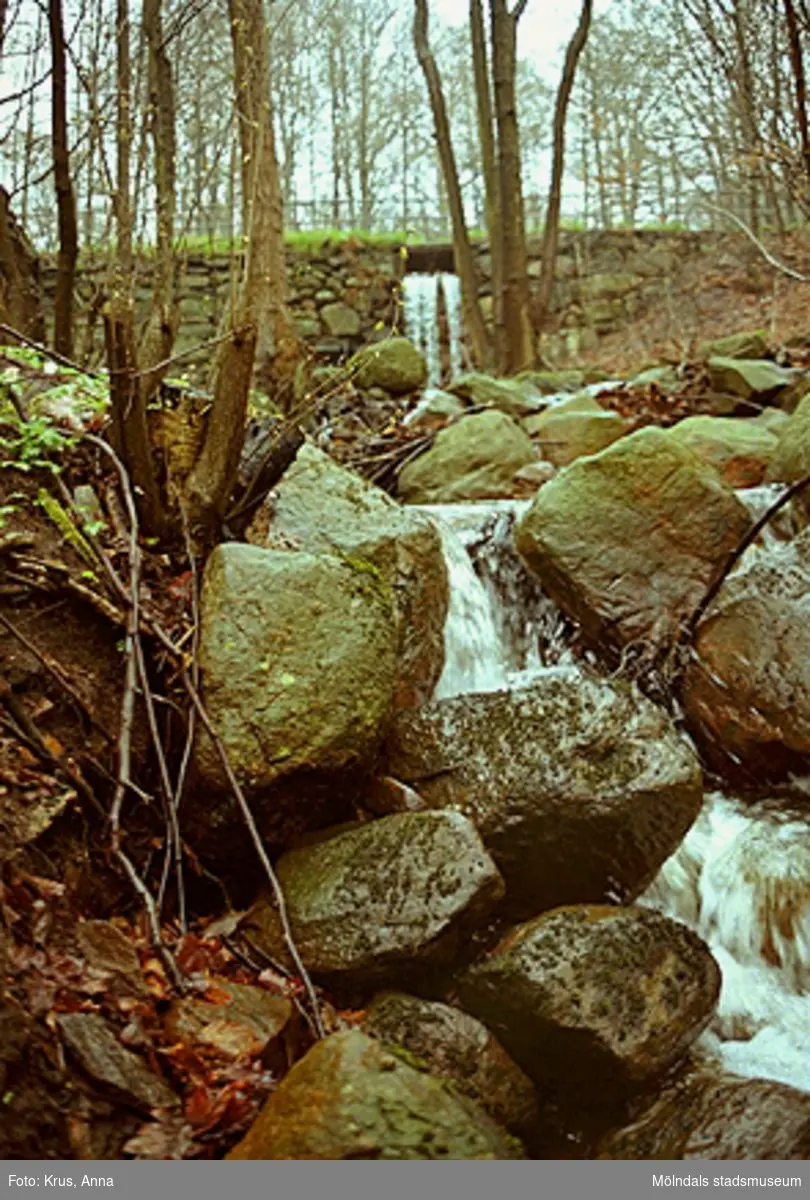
[0,416,77,473]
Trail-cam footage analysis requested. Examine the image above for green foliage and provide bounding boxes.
[0,416,76,473]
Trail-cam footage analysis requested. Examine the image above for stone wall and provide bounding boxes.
[40,229,733,371]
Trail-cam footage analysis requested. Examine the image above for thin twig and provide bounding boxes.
[131,325,252,379]
[0,322,103,377]
[694,199,809,282]
[89,435,183,990]
[685,470,810,639]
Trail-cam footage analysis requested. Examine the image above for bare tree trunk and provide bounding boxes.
[184,0,293,543]
[490,0,532,372]
[470,0,502,353]
[784,0,810,201]
[48,0,78,357]
[534,0,592,332]
[413,0,490,368]
[105,0,165,539]
[139,0,179,401]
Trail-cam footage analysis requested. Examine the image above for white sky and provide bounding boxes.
[435,0,613,81]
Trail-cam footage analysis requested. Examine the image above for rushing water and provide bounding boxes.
[421,499,810,1094]
[402,272,465,386]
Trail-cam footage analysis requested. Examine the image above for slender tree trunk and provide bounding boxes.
[470,0,502,352]
[490,0,532,371]
[413,0,490,367]
[105,0,165,539]
[784,0,810,201]
[184,0,293,543]
[48,0,78,357]
[139,0,179,402]
[533,0,592,333]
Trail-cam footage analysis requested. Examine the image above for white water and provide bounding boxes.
[417,501,577,699]
[424,500,810,1094]
[402,272,465,386]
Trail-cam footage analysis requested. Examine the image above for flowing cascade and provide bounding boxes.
[425,500,810,1095]
[402,271,464,385]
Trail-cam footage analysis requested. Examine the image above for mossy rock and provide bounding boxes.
[351,337,427,394]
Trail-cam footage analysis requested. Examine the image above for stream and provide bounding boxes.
[418,499,810,1095]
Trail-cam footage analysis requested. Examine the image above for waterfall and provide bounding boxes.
[424,500,810,1095]
[402,272,464,385]
[418,501,578,699]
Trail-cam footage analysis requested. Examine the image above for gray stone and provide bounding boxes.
[385,673,703,915]
[668,415,778,488]
[707,357,794,402]
[599,1071,810,1159]
[58,1013,178,1110]
[247,443,448,708]
[398,410,536,504]
[228,1030,523,1159]
[698,330,769,361]
[241,811,504,983]
[321,302,361,338]
[683,528,810,773]
[364,991,540,1136]
[351,337,427,394]
[194,545,398,813]
[446,373,545,419]
[515,427,751,654]
[457,906,720,1089]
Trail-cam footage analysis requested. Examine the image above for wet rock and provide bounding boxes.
[599,1071,810,1159]
[766,391,810,520]
[707,357,794,404]
[228,1030,523,1159]
[242,811,504,984]
[58,1013,178,1110]
[698,330,769,360]
[683,528,810,774]
[446,373,545,419]
[511,460,556,497]
[320,301,361,338]
[193,545,398,815]
[398,410,537,504]
[385,673,703,914]
[668,415,778,487]
[165,979,292,1059]
[247,443,448,707]
[456,906,720,1089]
[352,337,427,394]
[532,409,630,468]
[514,368,588,394]
[363,991,540,1136]
[402,388,467,429]
[522,391,603,438]
[515,427,750,654]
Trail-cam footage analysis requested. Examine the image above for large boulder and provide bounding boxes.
[698,330,769,360]
[228,1030,523,1159]
[193,546,398,828]
[363,991,540,1136]
[522,392,603,438]
[531,409,630,468]
[668,415,778,488]
[247,443,448,707]
[707,356,795,405]
[352,337,427,394]
[515,427,751,654]
[766,391,810,520]
[446,373,544,419]
[456,906,720,1089]
[683,528,810,774]
[241,811,504,984]
[398,410,537,504]
[599,1071,810,1159]
[385,673,703,915]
